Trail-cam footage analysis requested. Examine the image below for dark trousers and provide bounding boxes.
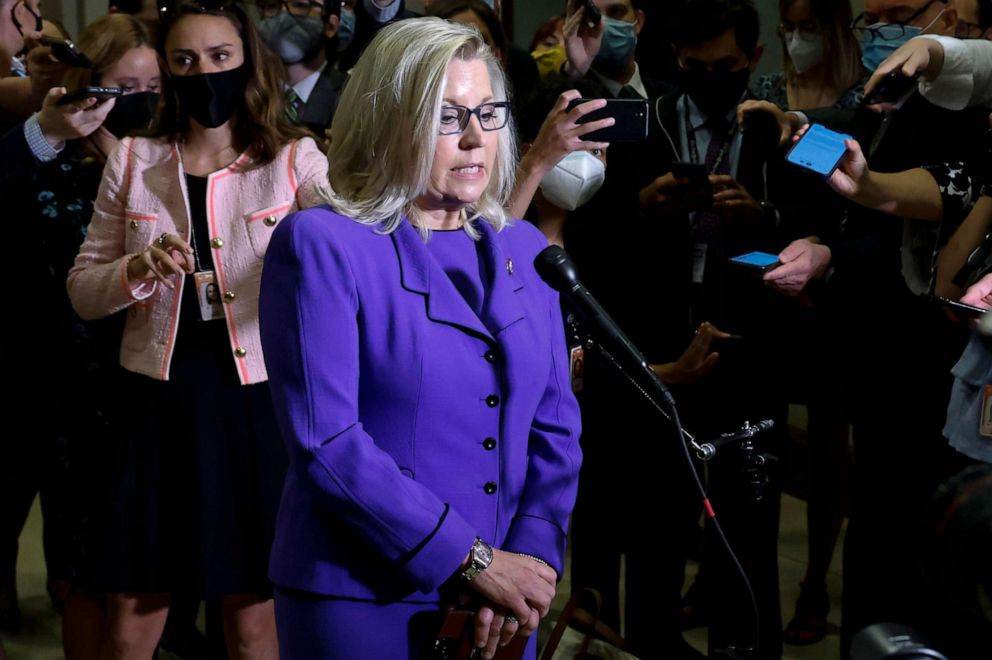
[569,364,701,658]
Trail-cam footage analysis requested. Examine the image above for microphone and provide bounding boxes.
[534,245,674,406]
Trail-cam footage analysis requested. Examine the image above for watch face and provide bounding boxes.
[473,539,493,567]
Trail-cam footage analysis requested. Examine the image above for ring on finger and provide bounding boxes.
[504,614,518,625]
[156,233,169,247]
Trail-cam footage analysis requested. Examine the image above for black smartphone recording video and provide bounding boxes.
[40,36,92,68]
[566,97,649,142]
[863,70,920,105]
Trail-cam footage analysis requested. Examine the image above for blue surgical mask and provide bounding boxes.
[861,8,946,71]
[594,17,637,67]
[337,7,356,52]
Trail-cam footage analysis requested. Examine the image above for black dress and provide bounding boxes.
[89,175,287,599]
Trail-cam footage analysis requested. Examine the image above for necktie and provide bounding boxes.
[285,88,304,124]
[617,84,641,99]
[696,117,733,249]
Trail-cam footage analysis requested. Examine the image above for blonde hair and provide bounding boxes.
[62,13,154,91]
[780,0,863,95]
[325,17,517,238]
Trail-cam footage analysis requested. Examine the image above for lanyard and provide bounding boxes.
[684,100,738,174]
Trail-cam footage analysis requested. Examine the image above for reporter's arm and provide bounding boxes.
[913,35,992,110]
[936,195,992,299]
[849,168,944,220]
[67,138,158,320]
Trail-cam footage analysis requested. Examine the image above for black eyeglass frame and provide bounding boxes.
[257,0,325,18]
[850,0,943,41]
[438,101,512,136]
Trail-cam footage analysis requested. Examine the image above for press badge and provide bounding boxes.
[980,385,992,437]
[194,271,225,322]
[692,243,708,284]
[569,345,585,394]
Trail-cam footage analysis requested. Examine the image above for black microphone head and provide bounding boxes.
[534,245,580,293]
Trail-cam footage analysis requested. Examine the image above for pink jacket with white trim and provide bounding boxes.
[67,135,328,384]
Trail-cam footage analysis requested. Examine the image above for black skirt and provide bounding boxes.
[86,276,287,599]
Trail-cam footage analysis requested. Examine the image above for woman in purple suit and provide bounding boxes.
[258,17,583,660]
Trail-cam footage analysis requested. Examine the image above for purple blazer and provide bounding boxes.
[259,207,582,603]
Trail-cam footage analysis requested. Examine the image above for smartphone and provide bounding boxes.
[729,251,782,273]
[570,0,601,27]
[742,108,781,151]
[669,162,712,195]
[786,123,851,177]
[566,97,648,142]
[57,86,124,105]
[432,609,528,660]
[863,70,920,106]
[937,297,988,316]
[40,36,92,68]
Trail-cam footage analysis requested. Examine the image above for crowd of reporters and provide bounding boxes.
[2,0,992,658]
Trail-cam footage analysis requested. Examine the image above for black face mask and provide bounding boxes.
[11,0,42,58]
[103,91,160,138]
[679,66,751,119]
[171,64,248,129]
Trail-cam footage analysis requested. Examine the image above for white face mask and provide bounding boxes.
[539,151,606,211]
[784,30,825,75]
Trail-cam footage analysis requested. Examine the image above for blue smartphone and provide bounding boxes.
[729,251,781,273]
[786,123,851,176]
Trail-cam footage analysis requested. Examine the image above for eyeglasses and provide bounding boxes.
[776,19,819,39]
[438,102,511,135]
[850,0,942,40]
[159,0,240,20]
[258,0,324,18]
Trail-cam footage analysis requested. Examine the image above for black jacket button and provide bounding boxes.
[486,395,499,407]
[484,482,498,494]
[483,437,496,450]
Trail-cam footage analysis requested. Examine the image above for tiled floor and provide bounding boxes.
[3,409,844,659]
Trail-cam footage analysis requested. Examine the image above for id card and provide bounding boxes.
[570,345,585,394]
[194,271,225,322]
[981,384,992,437]
[692,243,708,284]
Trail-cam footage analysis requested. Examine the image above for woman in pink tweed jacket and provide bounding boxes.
[65,2,327,658]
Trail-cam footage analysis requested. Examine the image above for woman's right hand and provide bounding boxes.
[468,549,556,655]
[126,233,195,289]
[791,125,869,200]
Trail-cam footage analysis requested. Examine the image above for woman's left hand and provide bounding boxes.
[474,604,521,659]
[524,89,612,176]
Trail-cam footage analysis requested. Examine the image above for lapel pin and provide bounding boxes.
[506,259,514,275]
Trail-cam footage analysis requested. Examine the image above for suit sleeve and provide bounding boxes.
[917,35,992,110]
[501,230,583,578]
[67,137,157,321]
[0,122,37,200]
[259,212,478,594]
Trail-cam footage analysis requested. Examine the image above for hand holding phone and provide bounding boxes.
[57,86,124,106]
[729,251,782,274]
[571,0,601,27]
[669,162,713,195]
[786,123,852,177]
[937,296,989,316]
[40,36,92,68]
[640,165,713,211]
[863,70,920,106]
[565,97,648,142]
